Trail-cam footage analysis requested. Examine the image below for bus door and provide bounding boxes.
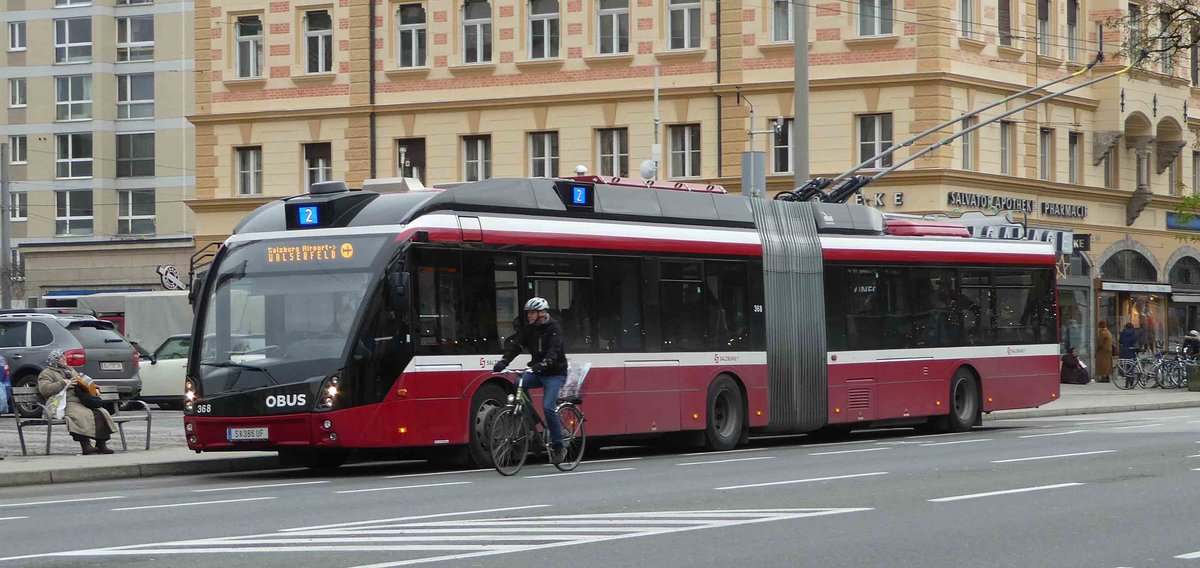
[623,360,680,434]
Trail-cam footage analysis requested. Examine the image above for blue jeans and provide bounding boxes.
[520,372,566,448]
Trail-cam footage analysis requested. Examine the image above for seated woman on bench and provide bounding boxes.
[38,349,118,455]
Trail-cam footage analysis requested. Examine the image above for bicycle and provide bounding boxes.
[486,369,586,476]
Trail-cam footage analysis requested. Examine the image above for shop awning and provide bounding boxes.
[1171,294,1200,303]
[1101,282,1172,293]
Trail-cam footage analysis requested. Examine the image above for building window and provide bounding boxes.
[772,118,794,174]
[55,18,92,64]
[1068,131,1081,184]
[1104,147,1118,188]
[529,132,559,178]
[396,138,426,181]
[1169,155,1181,195]
[116,132,155,178]
[56,133,92,179]
[56,0,91,6]
[9,192,27,221]
[998,0,1012,46]
[55,75,92,121]
[1039,128,1053,180]
[999,120,1014,175]
[117,73,154,119]
[858,0,893,36]
[463,1,493,64]
[118,189,155,235]
[598,0,629,54]
[1036,0,1050,55]
[858,114,893,169]
[236,16,264,78]
[305,10,333,74]
[1160,13,1172,74]
[959,0,974,37]
[773,0,793,42]
[529,0,560,59]
[117,0,154,5]
[237,147,263,196]
[116,15,154,62]
[397,4,427,67]
[8,79,25,108]
[463,135,491,181]
[669,124,701,178]
[1067,0,1078,61]
[961,117,977,170]
[669,0,701,50]
[304,142,332,188]
[55,190,93,236]
[8,22,26,52]
[1193,151,1200,195]
[597,128,628,177]
[1126,3,1140,57]
[9,136,26,165]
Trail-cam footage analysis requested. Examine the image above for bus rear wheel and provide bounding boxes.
[940,368,980,433]
[705,376,745,451]
[467,383,507,468]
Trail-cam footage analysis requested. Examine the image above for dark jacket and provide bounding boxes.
[1183,337,1200,357]
[1118,326,1138,359]
[1060,353,1089,385]
[500,316,568,376]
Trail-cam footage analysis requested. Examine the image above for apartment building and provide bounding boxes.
[190,0,1200,369]
[1,0,195,304]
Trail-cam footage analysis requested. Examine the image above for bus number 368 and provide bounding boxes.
[195,404,212,414]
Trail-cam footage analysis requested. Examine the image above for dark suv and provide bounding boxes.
[0,313,141,417]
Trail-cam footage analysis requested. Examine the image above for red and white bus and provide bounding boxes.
[183,177,1059,468]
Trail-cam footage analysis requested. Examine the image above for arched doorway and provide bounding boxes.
[1097,244,1167,354]
[1168,254,1200,348]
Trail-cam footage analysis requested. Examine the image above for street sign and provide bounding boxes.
[1072,233,1091,252]
[157,265,186,290]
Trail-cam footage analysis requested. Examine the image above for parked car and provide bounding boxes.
[135,334,191,410]
[0,313,141,418]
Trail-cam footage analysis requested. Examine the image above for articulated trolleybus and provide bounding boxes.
[184,177,1059,468]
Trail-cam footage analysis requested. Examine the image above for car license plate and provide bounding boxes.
[100,362,123,371]
[227,427,269,442]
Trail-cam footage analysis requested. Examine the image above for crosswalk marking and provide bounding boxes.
[25,508,872,566]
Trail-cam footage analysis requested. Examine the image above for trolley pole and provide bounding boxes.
[793,0,809,185]
[0,142,11,309]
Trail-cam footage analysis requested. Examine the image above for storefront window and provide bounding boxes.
[1100,292,1167,353]
[1060,288,1091,362]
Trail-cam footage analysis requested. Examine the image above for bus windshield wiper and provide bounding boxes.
[200,360,280,386]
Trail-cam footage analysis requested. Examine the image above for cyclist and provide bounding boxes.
[493,297,569,464]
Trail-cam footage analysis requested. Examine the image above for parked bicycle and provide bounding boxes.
[487,368,586,476]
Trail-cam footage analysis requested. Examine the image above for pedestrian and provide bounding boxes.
[1060,347,1090,385]
[1183,330,1200,358]
[1118,322,1138,360]
[1095,321,1114,382]
[37,349,117,455]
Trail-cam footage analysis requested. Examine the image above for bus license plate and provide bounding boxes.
[227,427,269,442]
[100,362,123,371]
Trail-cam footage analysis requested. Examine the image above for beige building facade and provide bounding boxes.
[191,0,1200,367]
[1,0,195,304]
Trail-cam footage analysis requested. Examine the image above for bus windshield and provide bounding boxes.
[196,234,396,395]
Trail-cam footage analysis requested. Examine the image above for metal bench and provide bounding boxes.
[11,385,152,456]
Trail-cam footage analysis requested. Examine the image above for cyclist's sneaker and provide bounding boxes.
[550,445,566,465]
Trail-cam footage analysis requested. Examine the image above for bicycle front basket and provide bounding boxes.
[560,361,592,400]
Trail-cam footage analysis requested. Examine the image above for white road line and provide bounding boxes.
[0,495,124,508]
[1189,454,1200,458]
[678,447,769,457]
[1188,420,1200,424]
[928,483,1083,503]
[1074,420,1127,426]
[583,456,644,464]
[1019,430,1089,438]
[336,482,472,495]
[193,481,331,493]
[677,456,774,466]
[808,447,891,456]
[801,439,879,448]
[0,516,28,522]
[1150,415,1189,420]
[919,438,993,447]
[991,450,1116,463]
[1176,550,1200,560]
[113,497,276,512]
[715,471,889,491]
[901,432,963,439]
[524,467,635,479]
[384,469,487,480]
[1112,423,1163,430]
[280,505,553,533]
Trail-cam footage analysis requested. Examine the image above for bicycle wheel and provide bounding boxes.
[1113,361,1135,390]
[489,408,530,476]
[554,403,586,472]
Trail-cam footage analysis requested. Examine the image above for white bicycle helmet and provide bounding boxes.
[523,297,550,311]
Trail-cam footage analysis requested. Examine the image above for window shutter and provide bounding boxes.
[1037,0,1048,20]
[998,0,1011,40]
[1067,0,1077,25]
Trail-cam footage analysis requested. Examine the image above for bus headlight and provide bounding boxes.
[315,375,340,411]
[184,379,198,405]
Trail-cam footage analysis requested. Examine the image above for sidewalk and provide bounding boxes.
[2,383,1199,488]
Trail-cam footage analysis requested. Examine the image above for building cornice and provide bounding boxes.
[186,196,276,213]
[188,71,1102,126]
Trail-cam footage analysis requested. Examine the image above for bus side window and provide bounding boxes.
[659,260,706,351]
[960,269,994,346]
[413,247,464,354]
[594,256,644,352]
[704,260,750,351]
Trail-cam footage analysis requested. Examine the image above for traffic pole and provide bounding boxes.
[1,142,10,309]
[793,0,809,185]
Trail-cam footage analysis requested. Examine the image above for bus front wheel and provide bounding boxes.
[467,383,507,468]
[704,376,745,451]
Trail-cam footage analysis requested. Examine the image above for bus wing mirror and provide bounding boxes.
[188,269,208,307]
[389,271,411,298]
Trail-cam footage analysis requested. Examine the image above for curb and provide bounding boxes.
[0,455,283,488]
[984,399,1200,421]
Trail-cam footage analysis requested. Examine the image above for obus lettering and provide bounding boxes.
[265,394,307,408]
